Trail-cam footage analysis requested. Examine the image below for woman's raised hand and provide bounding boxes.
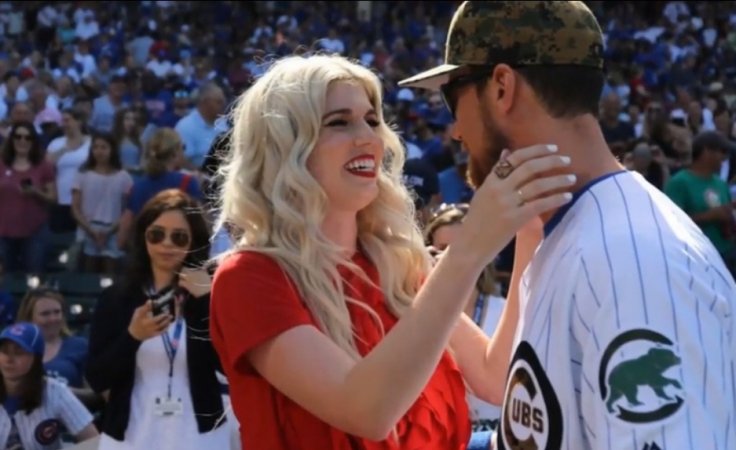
[451,144,575,269]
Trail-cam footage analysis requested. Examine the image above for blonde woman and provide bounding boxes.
[210,54,575,450]
[116,128,203,250]
[16,288,102,412]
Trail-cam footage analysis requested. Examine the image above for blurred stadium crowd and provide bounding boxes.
[0,0,736,446]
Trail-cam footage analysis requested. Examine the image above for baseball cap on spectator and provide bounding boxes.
[692,130,736,156]
[0,322,44,356]
[396,88,415,102]
[402,158,439,209]
[35,108,62,126]
[670,109,687,121]
[19,67,35,80]
[398,1,605,90]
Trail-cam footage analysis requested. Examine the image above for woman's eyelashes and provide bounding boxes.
[325,117,381,128]
[326,119,348,127]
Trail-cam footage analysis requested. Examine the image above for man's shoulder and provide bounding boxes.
[570,174,699,250]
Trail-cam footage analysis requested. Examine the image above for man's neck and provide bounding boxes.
[688,164,714,178]
[511,114,625,225]
[197,106,214,125]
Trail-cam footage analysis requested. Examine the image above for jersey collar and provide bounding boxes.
[543,170,628,238]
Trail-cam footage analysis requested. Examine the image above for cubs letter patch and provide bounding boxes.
[498,341,563,450]
[599,329,685,424]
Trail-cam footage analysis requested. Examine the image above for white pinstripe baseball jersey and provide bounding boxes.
[0,377,93,450]
[495,170,736,450]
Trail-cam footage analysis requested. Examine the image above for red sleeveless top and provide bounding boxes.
[210,250,471,450]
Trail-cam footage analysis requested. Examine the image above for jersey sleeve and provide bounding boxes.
[570,244,736,450]
[50,380,93,435]
[210,251,314,375]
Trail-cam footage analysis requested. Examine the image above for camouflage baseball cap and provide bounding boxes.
[399,1,605,90]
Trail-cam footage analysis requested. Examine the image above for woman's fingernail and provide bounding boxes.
[563,192,573,202]
[567,174,577,183]
[548,144,558,152]
[560,156,571,165]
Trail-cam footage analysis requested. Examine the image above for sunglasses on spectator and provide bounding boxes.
[145,227,191,248]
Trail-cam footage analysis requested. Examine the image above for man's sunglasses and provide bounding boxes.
[440,70,494,119]
[145,227,191,248]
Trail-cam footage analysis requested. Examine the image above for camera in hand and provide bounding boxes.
[151,287,176,317]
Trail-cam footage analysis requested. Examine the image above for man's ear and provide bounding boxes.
[484,64,518,117]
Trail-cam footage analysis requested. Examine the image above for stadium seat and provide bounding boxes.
[45,272,112,298]
[45,232,78,273]
[64,295,98,333]
[1,272,40,302]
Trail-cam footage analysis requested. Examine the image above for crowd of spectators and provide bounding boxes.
[0,1,734,448]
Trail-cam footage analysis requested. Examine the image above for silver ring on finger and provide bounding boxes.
[516,189,525,206]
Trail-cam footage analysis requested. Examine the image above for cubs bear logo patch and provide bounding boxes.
[599,329,685,424]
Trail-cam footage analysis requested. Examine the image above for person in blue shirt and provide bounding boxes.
[15,288,103,413]
[174,82,228,171]
[116,128,203,250]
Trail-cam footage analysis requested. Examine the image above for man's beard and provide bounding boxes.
[466,104,511,188]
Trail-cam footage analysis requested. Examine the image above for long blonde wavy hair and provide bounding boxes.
[216,54,431,359]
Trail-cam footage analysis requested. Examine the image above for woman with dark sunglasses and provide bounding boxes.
[85,189,232,450]
[0,122,57,274]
